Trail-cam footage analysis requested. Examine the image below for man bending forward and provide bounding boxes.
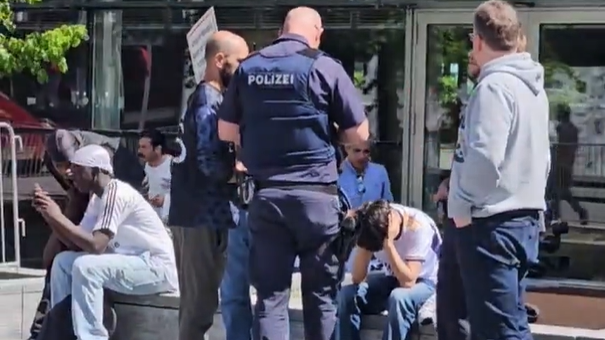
[337,200,442,340]
[33,145,178,340]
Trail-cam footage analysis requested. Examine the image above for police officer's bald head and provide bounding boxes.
[282,7,323,49]
[204,31,249,88]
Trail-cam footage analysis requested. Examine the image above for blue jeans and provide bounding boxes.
[50,251,176,340]
[457,211,539,340]
[336,274,435,340]
[220,208,253,340]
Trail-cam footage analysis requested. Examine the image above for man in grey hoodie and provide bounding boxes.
[448,1,550,339]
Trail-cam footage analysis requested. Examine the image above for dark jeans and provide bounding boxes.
[248,188,341,340]
[436,219,470,340]
[457,211,539,340]
[336,275,435,340]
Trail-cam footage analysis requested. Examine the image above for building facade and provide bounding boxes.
[10,0,605,279]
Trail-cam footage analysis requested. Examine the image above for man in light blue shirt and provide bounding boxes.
[338,141,393,209]
[338,141,393,272]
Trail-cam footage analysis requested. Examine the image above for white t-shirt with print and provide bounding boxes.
[373,203,442,284]
[84,179,178,291]
[144,155,172,221]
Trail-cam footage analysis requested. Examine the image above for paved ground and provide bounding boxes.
[0,290,39,340]
[0,276,45,340]
[2,272,605,340]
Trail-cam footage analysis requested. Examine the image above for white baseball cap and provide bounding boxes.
[70,144,114,175]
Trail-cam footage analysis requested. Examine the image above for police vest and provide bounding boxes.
[237,48,336,179]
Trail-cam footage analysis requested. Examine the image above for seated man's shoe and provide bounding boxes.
[525,303,540,324]
[418,293,437,326]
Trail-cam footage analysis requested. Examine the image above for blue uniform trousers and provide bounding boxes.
[248,188,341,340]
[456,211,539,340]
[220,208,253,340]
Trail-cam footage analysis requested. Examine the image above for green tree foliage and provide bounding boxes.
[0,0,87,82]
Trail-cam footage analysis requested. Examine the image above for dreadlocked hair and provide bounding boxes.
[356,199,391,253]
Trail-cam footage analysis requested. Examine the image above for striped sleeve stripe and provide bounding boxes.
[98,181,118,230]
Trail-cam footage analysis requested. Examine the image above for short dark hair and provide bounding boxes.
[140,129,166,151]
[474,0,520,52]
[356,200,390,253]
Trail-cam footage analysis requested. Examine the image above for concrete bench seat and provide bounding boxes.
[108,291,180,340]
[107,288,605,340]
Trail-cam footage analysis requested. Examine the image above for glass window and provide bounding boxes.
[121,33,187,128]
[2,43,90,128]
[322,27,406,201]
[540,24,605,282]
[234,30,278,50]
[541,25,604,224]
[422,25,473,218]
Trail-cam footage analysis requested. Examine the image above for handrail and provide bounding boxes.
[0,122,21,266]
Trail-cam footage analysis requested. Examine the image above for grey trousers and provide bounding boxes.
[170,226,228,340]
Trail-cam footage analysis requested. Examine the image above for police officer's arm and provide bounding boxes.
[217,67,242,144]
[311,57,369,144]
[195,104,234,181]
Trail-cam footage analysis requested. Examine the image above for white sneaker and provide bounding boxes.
[418,293,437,327]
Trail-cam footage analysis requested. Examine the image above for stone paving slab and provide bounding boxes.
[0,273,45,340]
[0,289,43,340]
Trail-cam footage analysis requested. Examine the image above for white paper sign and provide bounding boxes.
[186,7,218,84]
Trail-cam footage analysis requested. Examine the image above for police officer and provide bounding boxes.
[217,7,369,340]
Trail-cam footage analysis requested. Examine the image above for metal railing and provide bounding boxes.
[0,127,178,179]
[0,123,25,269]
[554,143,605,181]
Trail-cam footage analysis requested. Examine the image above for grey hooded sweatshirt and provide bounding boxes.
[448,52,550,222]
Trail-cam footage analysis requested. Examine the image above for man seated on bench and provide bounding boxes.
[33,145,178,340]
[336,200,441,340]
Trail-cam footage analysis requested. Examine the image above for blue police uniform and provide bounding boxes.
[217,34,367,340]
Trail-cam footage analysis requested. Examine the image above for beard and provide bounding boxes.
[219,68,233,88]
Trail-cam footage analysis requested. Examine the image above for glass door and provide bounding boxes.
[410,10,530,218]
[526,10,605,226]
